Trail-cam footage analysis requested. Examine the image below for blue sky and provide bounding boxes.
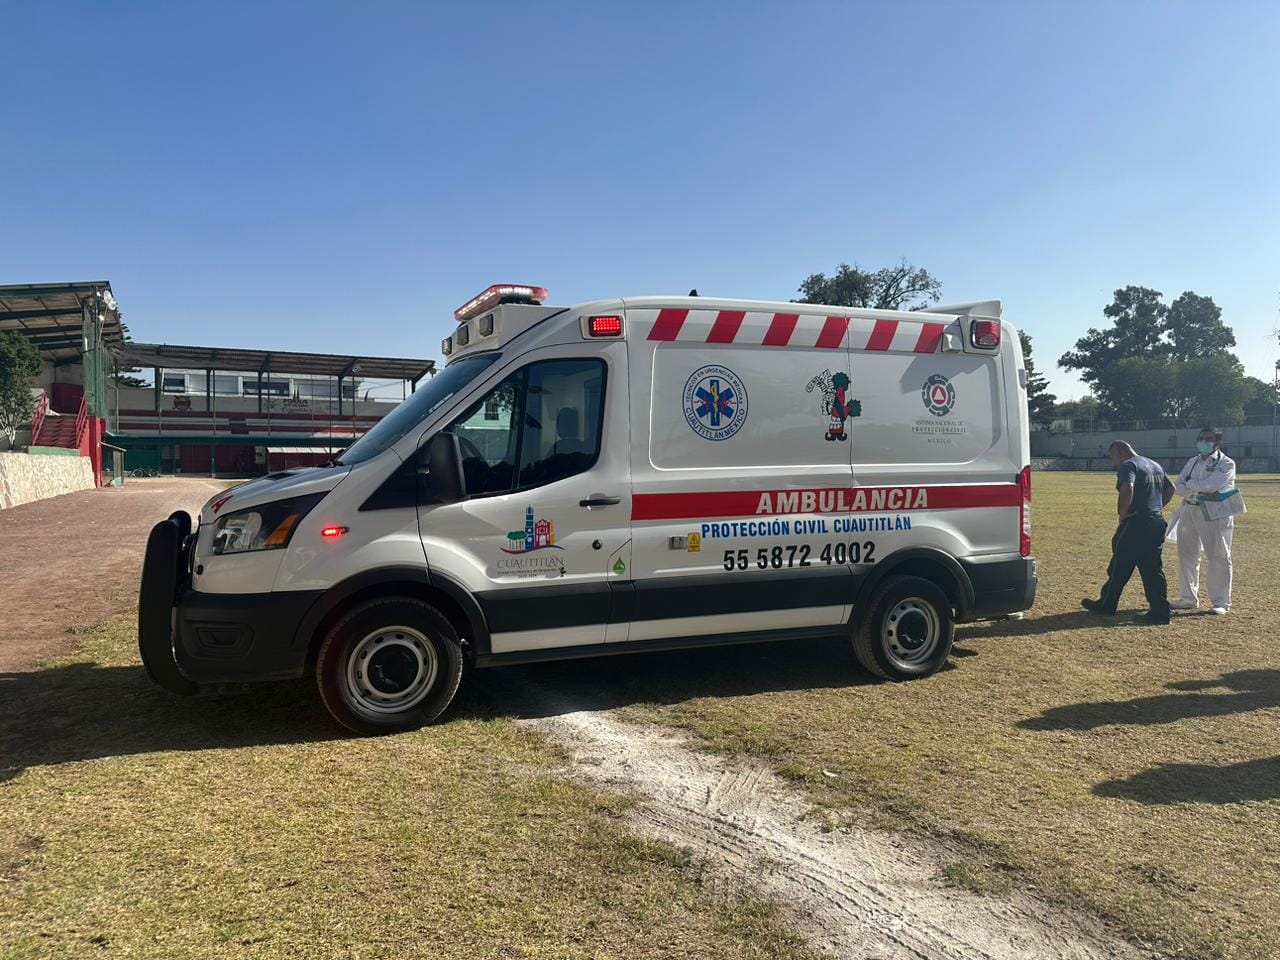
[3,1,1277,399]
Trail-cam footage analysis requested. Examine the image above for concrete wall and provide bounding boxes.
[1032,423,1277,463]
[0,451,95,510]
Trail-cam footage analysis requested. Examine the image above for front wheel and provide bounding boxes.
[316,597,464,735]
[852,575,954,680]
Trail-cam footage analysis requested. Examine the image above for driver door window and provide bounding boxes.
[449,358,605,498]
[452,377,519,495]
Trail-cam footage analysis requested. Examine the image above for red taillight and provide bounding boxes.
[971,318,1001,348]
[588,315,624,337]
[321,525,348,539]
[1018,466,1032,558]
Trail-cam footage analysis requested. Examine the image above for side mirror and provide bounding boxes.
[419,431,466,504]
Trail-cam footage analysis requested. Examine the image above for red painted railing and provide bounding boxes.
[74,395,89,450]
[30,390,49,446]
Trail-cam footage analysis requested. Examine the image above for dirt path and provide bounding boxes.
[512,685,1149,960]
[0,478,219,673]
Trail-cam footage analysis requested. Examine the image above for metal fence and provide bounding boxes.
[1032,418,1280,471]
[1047,413,1279,433]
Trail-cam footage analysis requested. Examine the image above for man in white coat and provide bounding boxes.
[1171,428,1240,615]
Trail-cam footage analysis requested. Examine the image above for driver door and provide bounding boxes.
[417,344,631,655]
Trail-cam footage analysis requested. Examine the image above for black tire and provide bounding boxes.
[316,597,464,735]
[852,575,955,680]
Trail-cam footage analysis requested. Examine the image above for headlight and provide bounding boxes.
[211,493,325,556]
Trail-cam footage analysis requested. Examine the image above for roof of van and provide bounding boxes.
[612,296,1001,321]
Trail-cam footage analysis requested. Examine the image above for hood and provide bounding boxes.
[199,463,353,524]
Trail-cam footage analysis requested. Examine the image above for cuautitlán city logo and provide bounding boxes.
[502,505,561,554]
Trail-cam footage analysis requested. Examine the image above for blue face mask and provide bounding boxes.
[1197,440,1215,456]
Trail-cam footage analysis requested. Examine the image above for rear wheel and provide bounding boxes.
[316,597,463,735]
[852,575,954,680]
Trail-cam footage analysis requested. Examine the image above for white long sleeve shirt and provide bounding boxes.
[1174,450,1236,503]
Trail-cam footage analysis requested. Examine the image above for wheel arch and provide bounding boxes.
[294,566,490,665]
[852,547,976,627]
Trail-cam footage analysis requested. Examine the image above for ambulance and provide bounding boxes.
[139,284,1036,733]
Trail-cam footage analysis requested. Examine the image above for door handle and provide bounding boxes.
[580,495,621,508]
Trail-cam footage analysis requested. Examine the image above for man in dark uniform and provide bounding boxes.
[1082,440,1175,624]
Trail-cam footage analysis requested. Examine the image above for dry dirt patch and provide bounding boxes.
[0,478,219,672]
[508,681,1148,960]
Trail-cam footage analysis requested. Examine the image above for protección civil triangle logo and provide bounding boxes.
[921,374,956,417]
[683,364,748,441]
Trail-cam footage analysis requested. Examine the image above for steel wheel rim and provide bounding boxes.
[882,598,941,669]
[342,625,438,720]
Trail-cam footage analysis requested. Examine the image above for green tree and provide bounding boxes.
[1053,396,1101,427]
[1017,331,1057,428]
[1059,286,1169,408]
[1243,376,1278,419]
[1164,291,1235,361]
[795,259,942,311]
[1170,355,1252,426]
[0,331,43,446]
[1094,355,1176,423]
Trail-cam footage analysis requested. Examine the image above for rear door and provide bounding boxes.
[418,343,631,654]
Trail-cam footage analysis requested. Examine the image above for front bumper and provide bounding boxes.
[138,513,321,691]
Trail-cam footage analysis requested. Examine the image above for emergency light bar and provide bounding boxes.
[454,284,548,323]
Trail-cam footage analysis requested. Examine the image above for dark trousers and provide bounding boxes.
[1098,513,1170,616]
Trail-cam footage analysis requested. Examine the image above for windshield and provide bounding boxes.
[338,353,501,465]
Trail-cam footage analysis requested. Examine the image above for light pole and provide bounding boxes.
[1272,359,1279,473]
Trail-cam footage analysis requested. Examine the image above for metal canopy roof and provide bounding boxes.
[0,281,126,363]
[115,341,435,382]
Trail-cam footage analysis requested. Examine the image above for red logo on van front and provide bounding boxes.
[211,495,233,514]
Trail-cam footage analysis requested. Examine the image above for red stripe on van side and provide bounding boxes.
[706,310,746,343]
[815,316,849,349]
[865,319,898,351]
[648,309,689,341]
[632,484,1022,522]
[914,322,945,353]
[762,313,799,346]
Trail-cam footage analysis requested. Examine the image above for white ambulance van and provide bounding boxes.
[139,284,1036,733]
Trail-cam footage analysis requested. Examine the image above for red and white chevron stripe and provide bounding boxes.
[645,308,949,354]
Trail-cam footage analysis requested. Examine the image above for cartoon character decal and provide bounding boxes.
[806,369,862,441]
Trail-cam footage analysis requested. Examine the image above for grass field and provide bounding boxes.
[598,472,1278,960]
[0,623,816,959]
[2,473,1276,959]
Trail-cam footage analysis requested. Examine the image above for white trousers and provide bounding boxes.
[1176,513,1234,608]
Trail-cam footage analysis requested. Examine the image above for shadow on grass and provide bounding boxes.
[0,663,344,784]
[1094,755,1280,805]
[1,636,879,780]
[1018,669,1280,731]
[956,609,1140,640]
[466,636,879,721]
